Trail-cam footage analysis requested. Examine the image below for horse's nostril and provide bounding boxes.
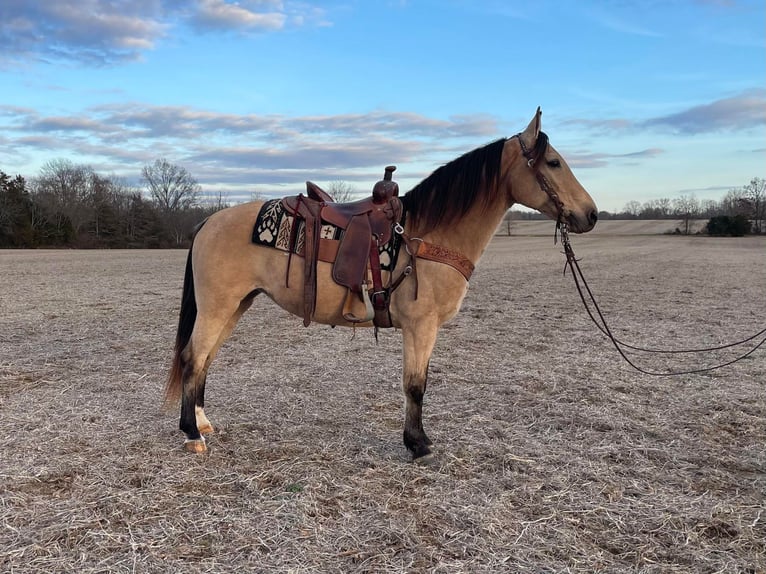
[588,210,598,226]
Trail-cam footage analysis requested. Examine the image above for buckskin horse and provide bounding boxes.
[164,108,598,461]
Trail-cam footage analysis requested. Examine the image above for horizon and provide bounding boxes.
[1,0,764,213]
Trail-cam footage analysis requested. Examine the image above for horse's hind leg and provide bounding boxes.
[194,295,256,436]
[181,295,255,452]
[401,319,438,461]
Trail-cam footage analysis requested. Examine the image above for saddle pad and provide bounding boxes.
[252,199,401,272]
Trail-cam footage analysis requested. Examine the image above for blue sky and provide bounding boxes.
[0,0,763,212]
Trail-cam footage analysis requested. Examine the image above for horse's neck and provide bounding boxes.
[415,196,509,264]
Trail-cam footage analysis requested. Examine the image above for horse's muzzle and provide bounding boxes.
[568,209,598,233]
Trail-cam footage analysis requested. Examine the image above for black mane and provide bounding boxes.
[401,138,507,232]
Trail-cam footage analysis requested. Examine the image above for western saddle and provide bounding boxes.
[281,166,404,328]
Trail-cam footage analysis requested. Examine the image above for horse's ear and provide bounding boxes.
[534,106,542,136]
[522,106,543,142]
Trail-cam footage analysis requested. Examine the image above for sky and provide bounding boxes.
[0,0,764,213]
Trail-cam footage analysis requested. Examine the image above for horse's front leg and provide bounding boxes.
[401,320,438,461]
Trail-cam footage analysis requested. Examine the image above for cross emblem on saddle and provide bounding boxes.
[280,166,403,328]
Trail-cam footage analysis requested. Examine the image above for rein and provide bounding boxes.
[557,230,766,377]
[558,223,766,376]
[514,130,765,375]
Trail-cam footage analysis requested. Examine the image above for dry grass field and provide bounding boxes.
[1,228,764,573]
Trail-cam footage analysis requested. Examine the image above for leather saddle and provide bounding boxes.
[281,166,403,327]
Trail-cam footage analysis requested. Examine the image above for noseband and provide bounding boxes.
[511,132,568,231]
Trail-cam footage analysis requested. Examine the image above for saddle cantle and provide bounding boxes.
[280,166,403,328]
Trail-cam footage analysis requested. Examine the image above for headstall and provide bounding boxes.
[511,132,568,233]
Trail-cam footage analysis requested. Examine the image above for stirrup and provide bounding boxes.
[342,282,375,323]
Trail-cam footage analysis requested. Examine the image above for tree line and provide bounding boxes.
[609,177,764,235]
[506,177,764,237]
[0,159,226,248]
[2,159,764,248]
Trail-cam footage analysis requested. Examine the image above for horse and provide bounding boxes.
[163,107,598,461]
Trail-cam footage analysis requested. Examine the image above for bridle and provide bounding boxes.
[513,133,765,375]
[511,132,569,235]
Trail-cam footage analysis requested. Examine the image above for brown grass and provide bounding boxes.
[1,234,764,573]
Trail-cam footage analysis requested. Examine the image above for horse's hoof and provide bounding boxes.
[184,438,207,453]
[413,452,437,467]
[198,424,214,435]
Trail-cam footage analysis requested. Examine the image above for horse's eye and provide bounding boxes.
[547,159,561,168]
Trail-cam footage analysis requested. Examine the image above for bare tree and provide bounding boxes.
[202,190,229,213]
[33,159,95,236]
[88,173,115,240]
[141,159,201,213]
[326,180,356,202]
[622,200,642,219]
[500,210,515,236]
[657,197,672,218]
[673,194,701,235]
[142,159,201,245]
[720,188,748,217]
[742,177,765,234]
[700,199,719,219]
[250,189,265,202]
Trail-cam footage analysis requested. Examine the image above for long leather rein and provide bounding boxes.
[561,225,766,375]
[514,131,766,375]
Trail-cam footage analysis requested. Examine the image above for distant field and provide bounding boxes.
[506,219,709,236]
[1,235,764,573]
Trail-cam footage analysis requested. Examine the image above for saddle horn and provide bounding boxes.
[372,165,399,203]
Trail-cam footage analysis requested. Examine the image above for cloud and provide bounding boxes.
[284,111,499,139]
[188,140,424,172]
[642,89,766,134]
[563,90,766,136]
[618,148,664,159]
[25,116,117,135]
[14,104,498,143]
[694,0,737,7]
[560,118,634,134]
[0,0,325,66]
[0,103,500,189]
[567,148,665,169]
[0,0,168,65]
[188,0,287,32]
[592,13,662,37]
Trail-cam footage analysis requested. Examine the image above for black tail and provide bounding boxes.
[163,236,200,406]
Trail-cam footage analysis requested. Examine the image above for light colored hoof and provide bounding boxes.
[198,423,214,435]
[184,438,207,453]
